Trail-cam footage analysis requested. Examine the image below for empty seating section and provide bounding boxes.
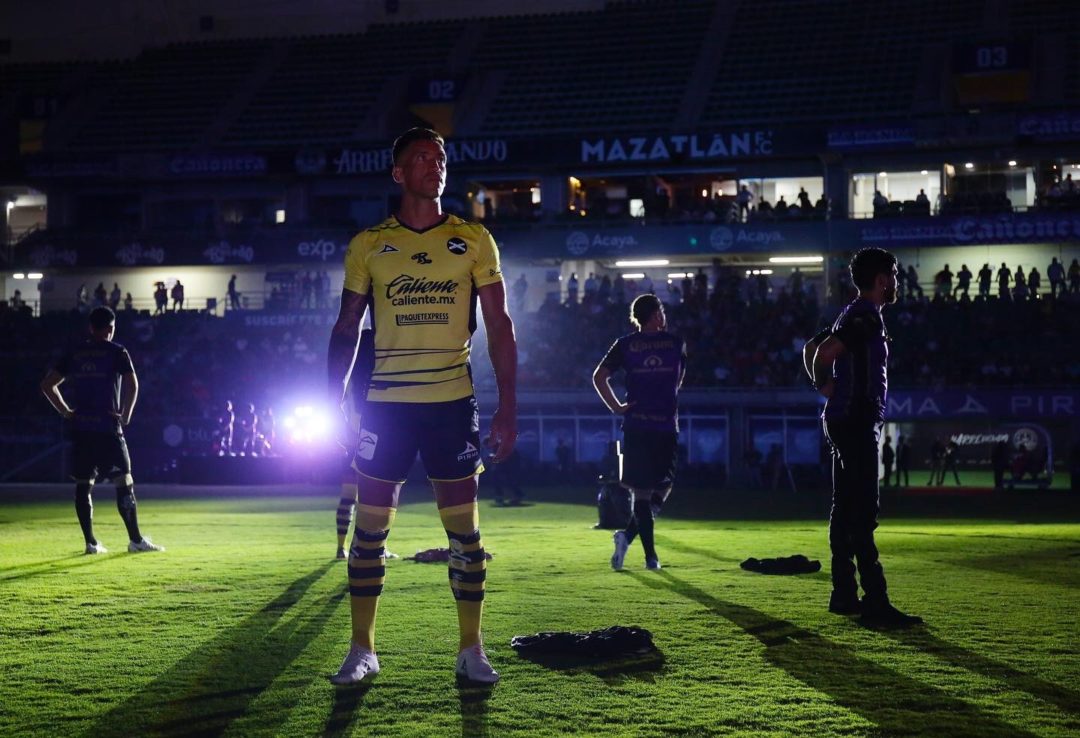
[1006,0,1080,103]
[68,40,270,151]
[0,62,88,116]
[474,1,714,134]
[223,21,465,146]
[701,0,983,126]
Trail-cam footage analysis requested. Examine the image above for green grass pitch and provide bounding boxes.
[0,485,1077,737]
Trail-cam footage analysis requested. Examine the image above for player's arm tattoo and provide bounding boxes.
[39,370,74,419]
[119,372,138,425]
[327,288,368,406]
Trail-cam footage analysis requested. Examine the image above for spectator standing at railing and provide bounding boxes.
[915,189,930,211]
[171,280,185,312]
[736,185,753,221]
[76,283,88,312]
[153,282,168,315]
[954,264,972,299]
[94,282,107,307]
[997,263,1011,299]
[873,190,888,216]
[1013,266,1028,301]
[567,273,579,305]
[934,265,953,299]
[978,263,992,299]
[10,289,24,310]
[815,193,829,218]
[775,196,789,218]
[1047,258,1066,298]
[797,187,812,212]
[905,265,922,299]
[584,273,598,303]
[1028,267,1041,299]
[124,292,133,311]
[228,274,242,311]
[109,283,121,311]
[1068,258,1080,294]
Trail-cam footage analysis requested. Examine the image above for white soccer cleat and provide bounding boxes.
[384,550,400,560]
[128,537,165,553]
[611,531,629,571]
[330,644,380,685]
[85,542,108,555]
[645,558,662,570]
[455,644,499,684]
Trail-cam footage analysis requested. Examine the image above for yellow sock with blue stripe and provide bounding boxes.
[336,482,358,549]
[348,504,395,651]
[439,501,486,650]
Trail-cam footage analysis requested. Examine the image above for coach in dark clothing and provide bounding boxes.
[803,248,921,625]
[40,307,163,554]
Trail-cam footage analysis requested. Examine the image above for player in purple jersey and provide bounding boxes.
[593,295,686,571]
[803,248,920,626]
[40,307,163,555]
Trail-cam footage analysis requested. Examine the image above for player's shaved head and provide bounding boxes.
[392,127,445,165]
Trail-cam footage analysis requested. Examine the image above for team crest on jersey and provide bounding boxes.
[377,244,398,255]
[411,252,433,265]
[447,237,467,255]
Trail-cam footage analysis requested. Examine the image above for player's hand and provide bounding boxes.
[62,408,76,420]
[612,401,635,416]
[485,405,518,463]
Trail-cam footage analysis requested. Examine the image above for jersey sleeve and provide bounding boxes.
[342,233,371,295]
[116,347,135,375]
[472,227,503,288]
[53,352,71,376]
[599,339,624,372]
[833,313,873,351]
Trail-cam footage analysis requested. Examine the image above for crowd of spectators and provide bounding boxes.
[3,257,1078,437]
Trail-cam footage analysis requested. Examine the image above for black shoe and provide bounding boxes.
[860,600,923,626]
[828,592,862,615]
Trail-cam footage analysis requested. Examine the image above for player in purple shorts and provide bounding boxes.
[593,294,686,571]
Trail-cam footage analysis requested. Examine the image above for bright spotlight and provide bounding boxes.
[615,259,669,267]
[621,273,645,279]
[768,255,824,265]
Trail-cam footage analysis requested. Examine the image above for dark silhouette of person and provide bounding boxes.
[954,265,972,298]
[227,274,242,311]
[977,263,992,299]
[555,437,572,479]
[928,438,945,485]
[991,440,1008,489]
[940,440,961,485]
[881,435,895,487]
[896,436,911,487]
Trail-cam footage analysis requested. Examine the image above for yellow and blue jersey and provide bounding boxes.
[343,214,503,404]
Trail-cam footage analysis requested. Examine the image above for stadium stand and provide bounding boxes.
[473,1,714,134]
[699,0,985,125]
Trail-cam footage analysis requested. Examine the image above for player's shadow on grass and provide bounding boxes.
[870,625,1080,715]
[952,546,1080,588]
[323,683,374,738]
[629,570,1040,738]
[86,562,341,738]
[514,649,666,686]
[0,554,122,583]
[457,682,493,737]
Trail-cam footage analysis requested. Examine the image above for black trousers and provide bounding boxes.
[823,417,888,604]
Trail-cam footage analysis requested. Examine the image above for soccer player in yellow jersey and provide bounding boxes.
[327,128,517,685]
